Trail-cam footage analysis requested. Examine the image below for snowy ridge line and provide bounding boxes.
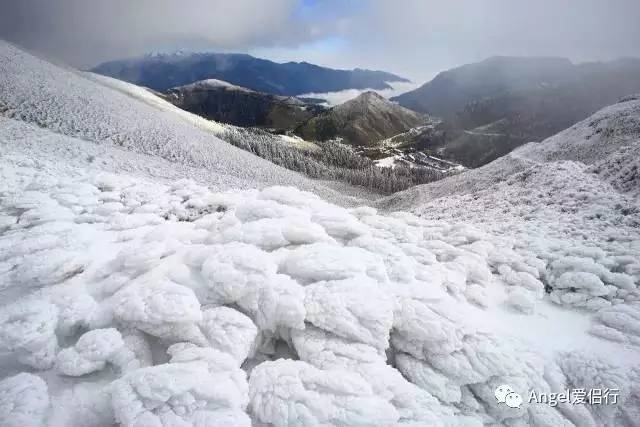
[1,146,639,425]
[0,40,369,206]
[0,40,435,197]
[96,70,445,195]
[171,78,255,93]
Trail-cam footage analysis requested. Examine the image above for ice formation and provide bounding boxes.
[0,41,639,425]
[2,159,637,424]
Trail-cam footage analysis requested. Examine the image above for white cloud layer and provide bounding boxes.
[298,81,420,106]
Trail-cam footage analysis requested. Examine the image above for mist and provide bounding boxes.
[1,0,639,80]
[298,82,420,107]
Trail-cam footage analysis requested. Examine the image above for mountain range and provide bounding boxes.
[94,53,640,170]
[92,52,409,95]
[393,56,640,166]
[160,80,460,172]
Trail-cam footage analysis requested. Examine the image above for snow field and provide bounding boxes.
[1,149,639,426]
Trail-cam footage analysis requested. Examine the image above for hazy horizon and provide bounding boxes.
[1,0,640,82]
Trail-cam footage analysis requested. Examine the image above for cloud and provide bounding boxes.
[1,0,640,81]
[0,0,310,67]
[298,81,420,107]
[341,0,640,80]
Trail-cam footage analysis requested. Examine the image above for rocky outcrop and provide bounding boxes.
[165,79,324,130]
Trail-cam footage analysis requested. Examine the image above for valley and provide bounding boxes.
[1,35,639,427]
[394,56,640,166]
[104,54,640,182]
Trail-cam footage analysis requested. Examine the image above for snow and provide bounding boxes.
[380,102,640,313]
[0,41,368,206]
[374,155,398,168]
[507,287,537,314]
[1,42,639,426]
[297,81,420,107]
[55,328,138,377]
[555,272,609,297]
[1,146,638,425]
[198,307,258,363]
[516,96,640,165]
[0,373,50,427]
[172,78,254,93]
[248,359,400,426]
[278,243,386,284]
[0,300,59,370]
[110,356,249,426]
[303,278,395,350]
[374,151,464,173]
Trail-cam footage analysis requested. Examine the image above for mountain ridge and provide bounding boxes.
[92,52,409,95]
[393,55,640,167]
[295,91,428,146]
[392,56,576,118]
[164,78,324,130]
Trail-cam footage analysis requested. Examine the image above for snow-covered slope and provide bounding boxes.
[1,42,639,426]
[379,98,640,361]
[519,94,640,197]
[383,96,640,204]
[517,94,640,165]
[0,41,358,203]
[176,78,254,93]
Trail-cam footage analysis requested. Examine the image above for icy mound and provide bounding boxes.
[384,160,639,309]
[1,148,638,425]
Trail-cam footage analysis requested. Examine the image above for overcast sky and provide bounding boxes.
[1,0,639,82]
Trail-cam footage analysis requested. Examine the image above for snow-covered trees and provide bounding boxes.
[220,127,447,194]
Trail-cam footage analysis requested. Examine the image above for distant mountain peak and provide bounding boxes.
[334,91,394,113]
[165,77,322,129]
[357,90,384,99]
[337,91,410,113]
[172,78,253,93]
[92,53,408,95]
[296,91,428,146]
[143,49,194,59]
[480,55,572,65]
